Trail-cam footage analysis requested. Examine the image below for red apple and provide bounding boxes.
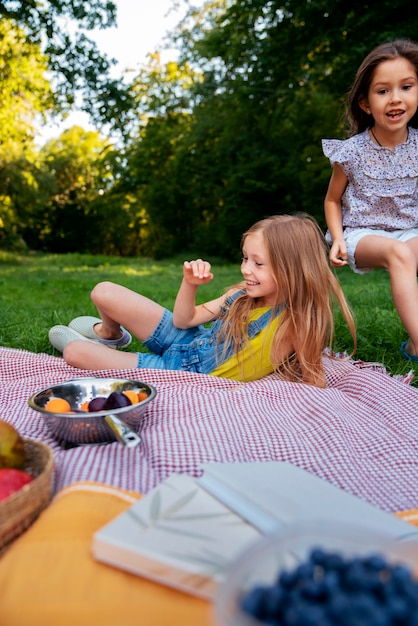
[0,468,34,502]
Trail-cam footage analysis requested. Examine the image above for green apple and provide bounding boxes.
[0,420,25,470]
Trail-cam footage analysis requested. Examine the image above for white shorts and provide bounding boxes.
[343,227,418,274]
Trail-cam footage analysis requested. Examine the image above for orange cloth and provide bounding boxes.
[0,482,212,626]
[1,479,416,626]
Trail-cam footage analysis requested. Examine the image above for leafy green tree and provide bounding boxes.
[26,127,116,252]
[0,0,134,131]
[148,0,418,255]
[7,0,418,258]
[120,52,211,257]
[32,126,148,256]
[0,19,54,249]
[0,20,53,152]
[121,113,193,258]
[84,146,149,257]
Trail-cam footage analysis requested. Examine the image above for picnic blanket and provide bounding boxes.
[1,346,418,512]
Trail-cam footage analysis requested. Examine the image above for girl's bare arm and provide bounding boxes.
[173,260,229,328]
[324,163,349,267]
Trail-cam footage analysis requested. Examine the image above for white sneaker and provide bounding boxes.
[68,316,102,340]
[69,315,132,349]
[48,325,98,353]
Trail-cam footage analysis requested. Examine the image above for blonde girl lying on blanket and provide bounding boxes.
[48,213,356,388]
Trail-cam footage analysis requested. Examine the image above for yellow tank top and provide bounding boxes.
[210,307,283,382]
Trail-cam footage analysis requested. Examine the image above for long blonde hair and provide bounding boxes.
[218,213,356,387]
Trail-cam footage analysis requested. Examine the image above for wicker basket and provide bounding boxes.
[0,438,54,554]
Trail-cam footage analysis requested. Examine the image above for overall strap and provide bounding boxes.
[246,304,284,338]
[223,289,246,308]
[223,290,285,339]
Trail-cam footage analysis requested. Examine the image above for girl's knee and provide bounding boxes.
[63,340,86,367]
[90,281,116,305]
[390,241,415,267]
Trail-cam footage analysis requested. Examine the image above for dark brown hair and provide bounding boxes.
[346,39,418,135]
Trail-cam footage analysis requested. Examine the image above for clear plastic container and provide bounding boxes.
[214,520,418,626]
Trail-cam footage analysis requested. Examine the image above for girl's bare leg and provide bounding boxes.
[63,340,139,370]
[63,281,166,369]
[90,281,165,343]
[355,236,418,356]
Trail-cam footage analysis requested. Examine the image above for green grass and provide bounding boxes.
[333,265,417,382]
[0,251,415,383]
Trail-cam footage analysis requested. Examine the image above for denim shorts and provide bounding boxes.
[136,308,218,373]
[344,227,418,274]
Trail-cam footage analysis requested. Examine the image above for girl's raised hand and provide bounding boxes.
[183,259,214,285]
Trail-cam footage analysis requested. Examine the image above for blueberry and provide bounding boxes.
[323,552,346,573]
[300,579,328,601]
[278,568,299,590]
[325,590,352,619]
[391,563,415,588]
[309,547,329,567]
[283,601,329,626]
[362,554,389,572]
[240,585,269,619]
[294,560,315,582]
[239,549,418,626]
[387,595,411,621]
[262,585,284,618]
[323,570,340,592]
[349,590,382,617]
[342,560,369,591]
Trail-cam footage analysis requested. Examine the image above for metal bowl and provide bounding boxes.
[28,377,157,447]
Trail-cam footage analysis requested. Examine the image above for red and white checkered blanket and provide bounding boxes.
[1,347,417,513]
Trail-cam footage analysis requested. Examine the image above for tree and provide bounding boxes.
[0,20,53,152]
[0,19,54,249]
[6,0,418,257]
[0,0,134,131]
[25,126,116,252]
[151,0,418,254]
[119,51,211,257]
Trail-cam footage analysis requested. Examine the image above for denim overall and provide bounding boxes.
[137,289,283,374]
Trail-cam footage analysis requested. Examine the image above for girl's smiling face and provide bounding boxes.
[240,231,278,306]
[361,57,418,136]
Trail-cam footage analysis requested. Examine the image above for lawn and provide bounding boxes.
[0,251,415,382]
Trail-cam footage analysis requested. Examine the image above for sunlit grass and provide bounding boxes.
[0,252,241,357]
[0,252,415,383]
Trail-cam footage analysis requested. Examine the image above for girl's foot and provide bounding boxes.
[49,325,98,353]
[68,316,132,349]
[400,341,418,363]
